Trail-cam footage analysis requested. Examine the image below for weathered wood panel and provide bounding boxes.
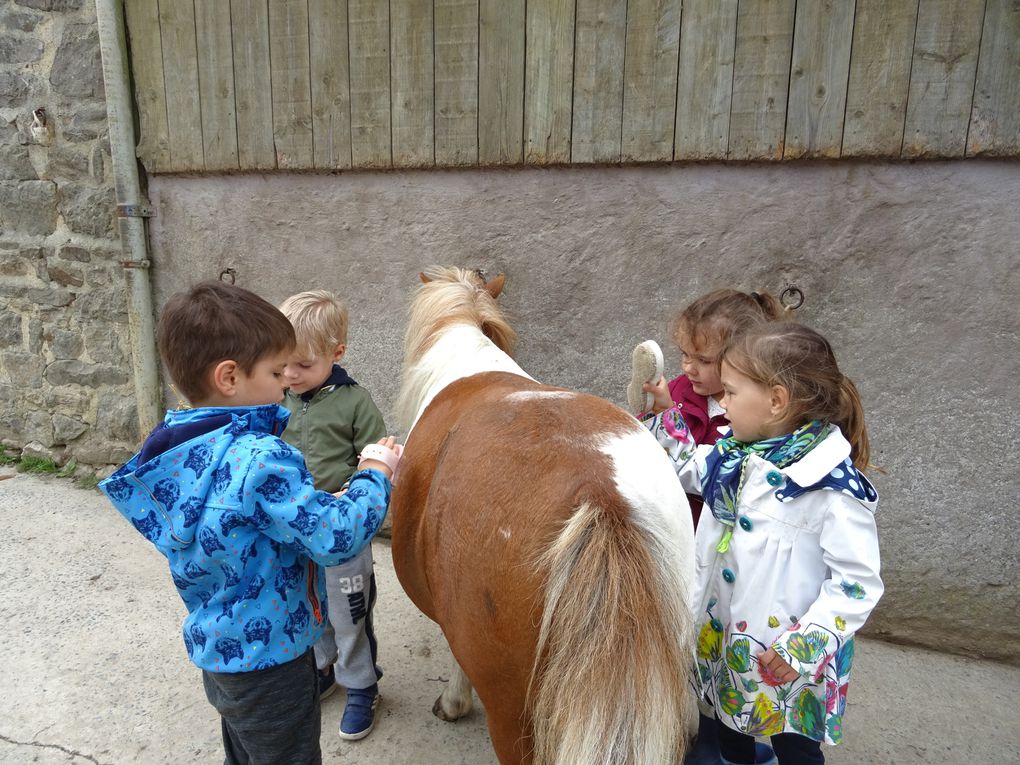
[524,0,575,163]
[784,0,855,159]
[903,0,985,158]
[349,0,392,168]
[843,0,920,157]
[130,0,1020,172]
[675,0,738,160]
[571,0,627,164]
[124,0,171,172]
[308,0,352,170]
[967,1,1020,156]
[157,0,204,170]
[194,0,238,171]
[622,0,682,161]
[728,0,796,160]
[391,0,435,167]
[435,0,479,166]
[268,0,314,169]
[231,0,276,170]
[478,0,525,164]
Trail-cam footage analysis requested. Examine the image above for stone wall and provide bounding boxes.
[0,0,137,468]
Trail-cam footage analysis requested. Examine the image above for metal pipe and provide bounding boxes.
[94,0,161,436]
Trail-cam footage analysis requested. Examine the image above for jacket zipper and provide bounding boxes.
[307,560,322,623]
[300,400,309,455]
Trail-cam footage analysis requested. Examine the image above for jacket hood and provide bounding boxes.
[774,425,879,510]
[290,364,357,403]
[100,405,291,554]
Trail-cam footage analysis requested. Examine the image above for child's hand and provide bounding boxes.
[642,376,673,414]
[357,436,403,480]
[758,647,799,683]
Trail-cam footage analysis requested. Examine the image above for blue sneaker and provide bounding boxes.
[318,665,337,700]
[684,712,775,765]
[339,684,379,740]
[712,743,777,765]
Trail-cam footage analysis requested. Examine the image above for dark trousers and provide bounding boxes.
[202,649,321,765]
[716,715,824,765]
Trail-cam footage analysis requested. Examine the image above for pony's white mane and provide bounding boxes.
[395,267,532,432]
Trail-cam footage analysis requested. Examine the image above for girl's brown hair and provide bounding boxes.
[722,322,872,470]
[674,289,788,353]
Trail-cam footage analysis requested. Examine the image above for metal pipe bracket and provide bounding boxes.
[116,203,153,218]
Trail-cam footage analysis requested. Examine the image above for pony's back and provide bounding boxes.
[391,370,695,764]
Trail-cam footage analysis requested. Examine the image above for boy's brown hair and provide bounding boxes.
[157,281,295,404]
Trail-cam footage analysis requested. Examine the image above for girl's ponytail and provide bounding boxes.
[837,375,873,471]
[749,290,789,321]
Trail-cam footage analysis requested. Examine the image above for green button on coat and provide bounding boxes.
[739,516,753,532]
[766,470,784,486]
[722,568,735,583]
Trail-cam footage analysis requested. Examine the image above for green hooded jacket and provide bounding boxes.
[281,365,386,493]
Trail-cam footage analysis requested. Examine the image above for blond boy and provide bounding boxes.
[279,290,387,740]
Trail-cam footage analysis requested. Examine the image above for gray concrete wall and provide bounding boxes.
[146,160,1020,662]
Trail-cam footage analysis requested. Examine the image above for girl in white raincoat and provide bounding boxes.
[644,321,882,765]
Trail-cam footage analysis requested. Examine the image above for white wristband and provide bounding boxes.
[359,442,402,473]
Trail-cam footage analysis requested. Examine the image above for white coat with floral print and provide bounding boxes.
[643,413,882,745]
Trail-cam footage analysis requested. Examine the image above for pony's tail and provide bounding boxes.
[528,501,694,765]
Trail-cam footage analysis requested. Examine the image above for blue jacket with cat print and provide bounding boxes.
[99,403,390,674]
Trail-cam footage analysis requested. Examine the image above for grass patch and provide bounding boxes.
[2,448,102,490]
[19,455,60,474]
[74,473,101,491]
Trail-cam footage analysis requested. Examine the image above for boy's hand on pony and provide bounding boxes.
[642,376,673,414]
[357,436,403,480]
[758,647,799,683]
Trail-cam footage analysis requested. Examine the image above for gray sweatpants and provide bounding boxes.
[313,544,381,690]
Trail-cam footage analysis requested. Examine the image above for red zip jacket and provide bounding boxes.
[665,375,729,526]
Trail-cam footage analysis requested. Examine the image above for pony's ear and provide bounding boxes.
[419,272,432,284]
[484,273,506,299]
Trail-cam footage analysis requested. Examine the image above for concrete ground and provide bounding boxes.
[1,472,1017,765]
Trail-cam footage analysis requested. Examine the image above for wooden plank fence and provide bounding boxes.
[125,0,1018,173]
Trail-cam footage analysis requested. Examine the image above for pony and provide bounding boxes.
[390,267,696,764]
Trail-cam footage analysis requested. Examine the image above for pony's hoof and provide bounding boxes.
[432,694,471,721]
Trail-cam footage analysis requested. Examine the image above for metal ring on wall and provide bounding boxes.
[780,285,804,310]
[219,268,237,284]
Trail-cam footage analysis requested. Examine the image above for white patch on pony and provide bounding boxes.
[598,428,696,596]
[505,390,576,403]
[404,324,534,431]
[499,526,511,541]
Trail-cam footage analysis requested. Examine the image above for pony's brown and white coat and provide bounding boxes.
[391,267,696,765]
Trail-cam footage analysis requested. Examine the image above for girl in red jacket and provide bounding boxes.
[634,288,789,526]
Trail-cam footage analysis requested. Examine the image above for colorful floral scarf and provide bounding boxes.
[701,420,828,543]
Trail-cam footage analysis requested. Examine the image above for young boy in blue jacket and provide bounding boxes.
[100,281,401,765]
